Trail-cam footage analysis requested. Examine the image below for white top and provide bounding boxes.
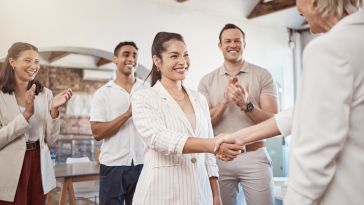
[274,107,293,137]
[19,105,40,141]
[284,10,364,205]
[131,81,219,205]
[90,79,147,166]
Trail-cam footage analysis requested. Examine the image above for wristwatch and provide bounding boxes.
[245,102,254,112]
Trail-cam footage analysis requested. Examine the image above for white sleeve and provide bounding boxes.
[89,89,107,122]
[274,107,293,137]
[131,90,189,156]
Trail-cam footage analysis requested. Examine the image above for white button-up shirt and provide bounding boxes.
[90,79,147,166]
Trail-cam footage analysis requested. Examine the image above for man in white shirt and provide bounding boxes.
[90,41,146,205]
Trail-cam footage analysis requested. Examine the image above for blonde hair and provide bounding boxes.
[317,0,363,17]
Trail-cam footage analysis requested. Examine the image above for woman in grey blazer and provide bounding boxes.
[0,42,72,204]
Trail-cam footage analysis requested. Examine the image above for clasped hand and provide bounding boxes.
[213,133,245,161]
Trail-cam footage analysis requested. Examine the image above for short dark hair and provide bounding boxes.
[114,41,138,56]
[0,42,43,95]
[219,23,246,43]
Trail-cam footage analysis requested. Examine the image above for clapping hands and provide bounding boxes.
[23,84,36,120]
[51,88,73,109]
[226,76,250,110]
[50,88,73,118]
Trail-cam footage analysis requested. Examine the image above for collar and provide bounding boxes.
[153,81,197,102]
[218,61,250,76]
[331,10,364,32]
[105,78,144,89]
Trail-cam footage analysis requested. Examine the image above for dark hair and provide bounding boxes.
[0,42,43,95]
[114,41,138,56]
[218,23,246,43]
[146,32,185,86]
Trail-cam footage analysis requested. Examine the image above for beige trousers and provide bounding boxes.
[217,148,274,205]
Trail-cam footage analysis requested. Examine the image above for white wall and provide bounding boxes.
[0,0,294,108]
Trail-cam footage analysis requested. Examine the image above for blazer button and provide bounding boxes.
[191,157,197,163]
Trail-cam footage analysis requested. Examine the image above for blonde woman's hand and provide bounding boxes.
[214,133,237,152]
[50,88,73,118]
[23,84,36,120]
[51,88,72,109]
[214,133,244,161]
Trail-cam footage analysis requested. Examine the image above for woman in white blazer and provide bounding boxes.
[0,42,72,204]
[131,32,242,205]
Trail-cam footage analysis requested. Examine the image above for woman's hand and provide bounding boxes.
[50,88,72,118]
[23,84,36,120]
[214,133,244,161]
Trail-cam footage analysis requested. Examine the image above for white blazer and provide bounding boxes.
[0,88,59,201]
[274,107,293,137]
[284,10,364,205]
[131,81,219,205]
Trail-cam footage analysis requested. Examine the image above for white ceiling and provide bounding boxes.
[175,0,305,29]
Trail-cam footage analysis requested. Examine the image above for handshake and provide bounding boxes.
[212,133,246,161]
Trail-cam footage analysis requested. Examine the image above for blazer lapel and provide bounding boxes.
[0,92,21,124]
[185,89,203,136]
[153,82,195,135]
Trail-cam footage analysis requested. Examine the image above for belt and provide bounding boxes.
[26,140,40,150]
[242,141,265,153]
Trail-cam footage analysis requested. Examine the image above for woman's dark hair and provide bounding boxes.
[146,32,185,86]
[0,42,43,95]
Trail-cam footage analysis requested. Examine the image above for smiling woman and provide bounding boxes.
[0,42,73,205]
[131,32,243,205]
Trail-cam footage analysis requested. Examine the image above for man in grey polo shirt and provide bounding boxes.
[90,42,146,205]
[198,24,278,205]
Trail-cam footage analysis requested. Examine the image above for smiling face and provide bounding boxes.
[153,39,190,83]
[9,49,40,83]
[219,28,245,63]
[113,45,138,76]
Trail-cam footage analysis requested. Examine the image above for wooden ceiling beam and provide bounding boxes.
[48,52,69,63]
[96,58,112,67]
[248,0,296,19]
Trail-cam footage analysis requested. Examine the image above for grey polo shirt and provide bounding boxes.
[198,61,277,135]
